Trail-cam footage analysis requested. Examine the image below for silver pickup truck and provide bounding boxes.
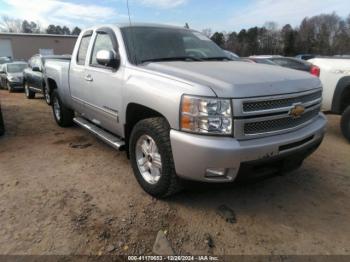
[45,24,327,197]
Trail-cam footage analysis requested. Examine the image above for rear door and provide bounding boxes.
[69,31,93,113]
[83,27,124,135]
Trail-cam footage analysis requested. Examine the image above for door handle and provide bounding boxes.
[85,75,93,82]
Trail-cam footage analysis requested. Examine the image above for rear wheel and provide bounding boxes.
[341,105,350,142]
[129,117,181,198]
[44,86,51,105]
[51,89,74,127]
[24,82,35,99]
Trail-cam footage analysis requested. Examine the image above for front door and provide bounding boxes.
[83,28,124,136]
[69,32,93,113]
[28,56,43,92]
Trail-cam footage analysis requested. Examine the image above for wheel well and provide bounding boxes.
[47,78,57,94]
[339,86,350,113]
[124,103,166,154]
[332,77,350,114]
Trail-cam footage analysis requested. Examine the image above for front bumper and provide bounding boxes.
[170,113,327,182]
[8,81,24,89]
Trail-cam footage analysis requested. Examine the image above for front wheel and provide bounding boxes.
[341,106,350,142]
[24,82,35,99]
[129,117,181,198]
[7,81,13,93]
[51,90,74,127]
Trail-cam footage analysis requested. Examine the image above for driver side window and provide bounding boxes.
[90,33,114,66]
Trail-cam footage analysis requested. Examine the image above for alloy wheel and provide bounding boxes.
[135,135,163,185]
[53,96,61,121]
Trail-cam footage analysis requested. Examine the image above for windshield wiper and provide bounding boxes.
[141,56,203,63]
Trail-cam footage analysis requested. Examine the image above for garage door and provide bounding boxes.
[0,39,13,58]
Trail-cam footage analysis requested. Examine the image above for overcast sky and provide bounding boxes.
[0,0,349,32]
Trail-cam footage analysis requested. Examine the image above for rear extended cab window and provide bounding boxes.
[77,34,92,65]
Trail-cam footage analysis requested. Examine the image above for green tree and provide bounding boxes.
[281,24,296,56]
[46,24,58,34]
[62,26,71,35]
[210,32,225,47]
[71,26,81,35]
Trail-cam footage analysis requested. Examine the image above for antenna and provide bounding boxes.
[126,0,138,64]
[126,0,132,27]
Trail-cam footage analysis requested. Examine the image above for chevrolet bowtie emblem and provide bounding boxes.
[289,104,305,118]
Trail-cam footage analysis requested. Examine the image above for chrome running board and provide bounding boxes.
[73,117,125,150]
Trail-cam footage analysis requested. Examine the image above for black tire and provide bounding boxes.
[129,117,181,198]
[24,81,35,99]
[0,105,4,136]
[51,89,74,127]
[341,105,350,142]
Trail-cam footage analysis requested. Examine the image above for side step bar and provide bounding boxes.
[73,117,125,150]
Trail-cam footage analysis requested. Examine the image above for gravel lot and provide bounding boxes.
[0,90,350,255]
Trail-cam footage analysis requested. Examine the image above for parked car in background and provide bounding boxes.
[309,58,350,142]
[296,54,316,60]
[23,54,71,104]
[45,24,326,197]
[0,64,5,89]
[224,50,239,60]
[249,56,320,77]
[333,55,350,59]
[0,103,4,136]
[0,56,12,65]
[268,57,320,77]
[245,57,277,65]
[0,57,12,89]
[0,62,28,92]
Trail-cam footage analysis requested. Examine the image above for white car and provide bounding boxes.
[309,58,350,142]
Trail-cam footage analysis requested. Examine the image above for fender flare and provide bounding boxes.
[331,76,350,114]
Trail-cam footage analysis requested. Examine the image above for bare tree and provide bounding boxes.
[0,15,22,33]
[201,28,212,38]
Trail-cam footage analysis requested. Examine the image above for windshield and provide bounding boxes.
[7,63,27,73]
[0,57,12,64]
[121,27,228,64]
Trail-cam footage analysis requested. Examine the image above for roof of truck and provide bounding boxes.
[83,23,193,31]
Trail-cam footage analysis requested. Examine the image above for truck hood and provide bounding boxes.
[7,72,23,80]
[7,72,23,78]
[141,61,321,98]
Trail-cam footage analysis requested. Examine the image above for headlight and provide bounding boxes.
[8,76,19,82]
[180,95,232,135]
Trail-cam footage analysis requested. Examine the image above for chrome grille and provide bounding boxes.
[244,107,320,135]
[243,90,322,112]
[233,88,322,139]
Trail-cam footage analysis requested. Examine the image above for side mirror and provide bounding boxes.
[96,50,120,68]
[32,66,41,72]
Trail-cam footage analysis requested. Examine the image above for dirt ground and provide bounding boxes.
[0,90,350,256]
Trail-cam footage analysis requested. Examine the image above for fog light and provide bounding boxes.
[206,168,226,177]
[205,168,236,180]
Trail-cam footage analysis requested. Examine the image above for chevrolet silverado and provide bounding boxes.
[45,24,327,197]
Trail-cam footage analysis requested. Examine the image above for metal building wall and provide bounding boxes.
[0,33,77,60]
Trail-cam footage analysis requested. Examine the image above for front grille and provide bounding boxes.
[244,107,320,135]
[243,90,322,112]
